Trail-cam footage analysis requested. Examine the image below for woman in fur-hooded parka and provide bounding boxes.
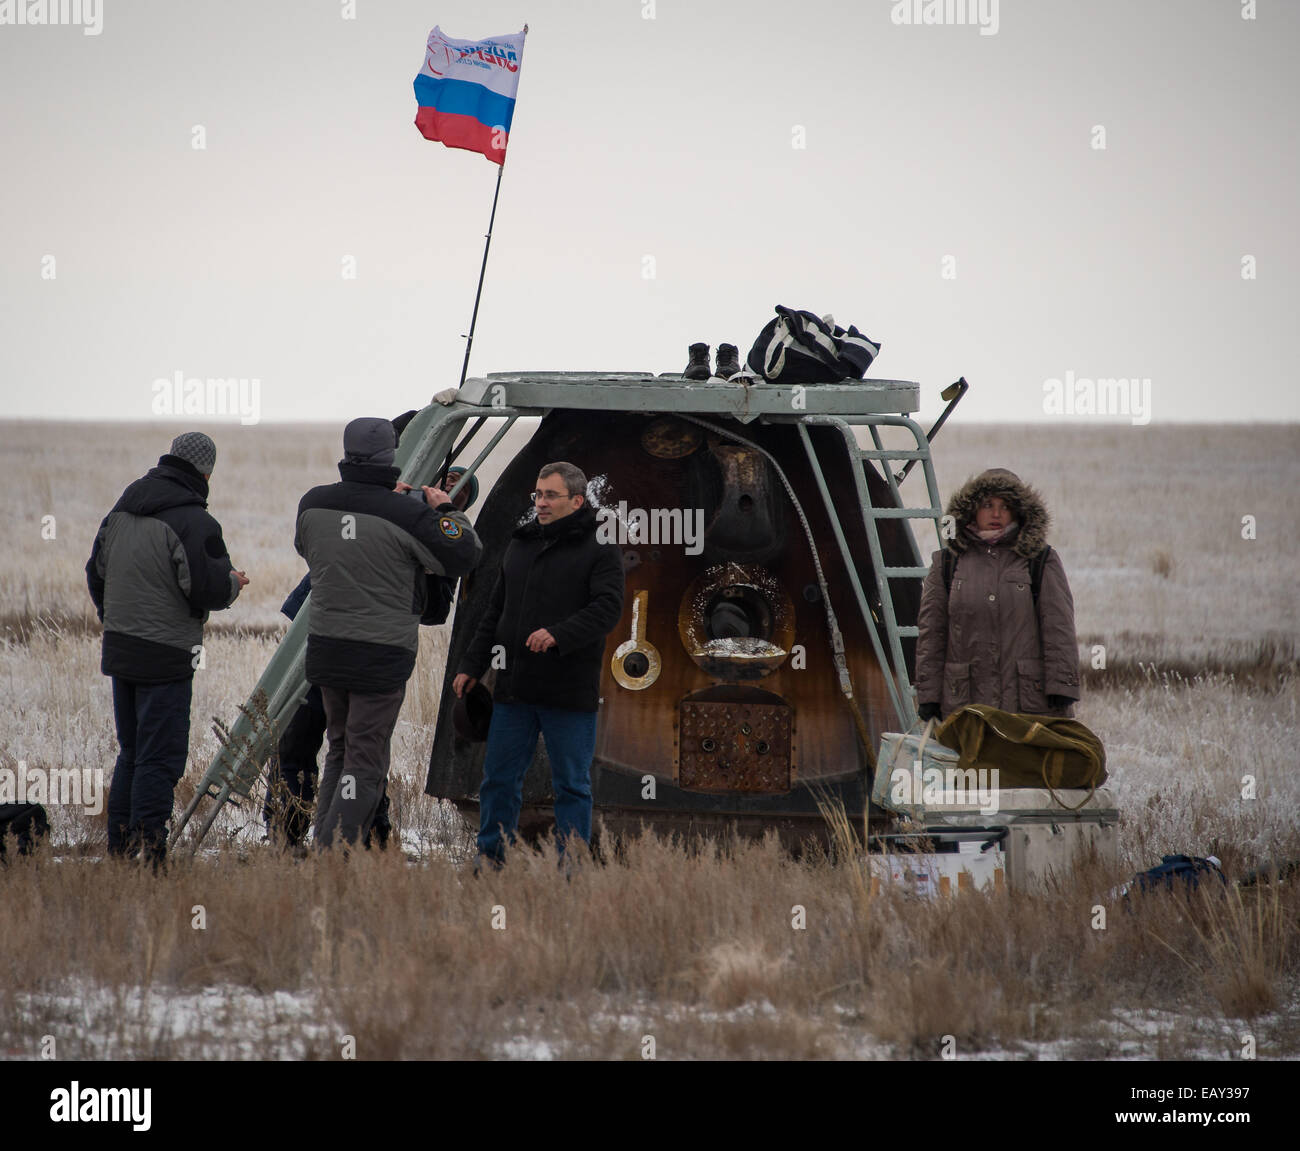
[916,468,1080,720]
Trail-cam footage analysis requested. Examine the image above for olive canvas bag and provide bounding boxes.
[934,704,1107,810]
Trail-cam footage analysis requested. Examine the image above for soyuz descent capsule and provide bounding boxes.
[423,371,940,844]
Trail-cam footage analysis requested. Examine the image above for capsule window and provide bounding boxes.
[705,586,773,641]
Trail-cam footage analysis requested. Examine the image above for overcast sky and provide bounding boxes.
[1,0,1296,424]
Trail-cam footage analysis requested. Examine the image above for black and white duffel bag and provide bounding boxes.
[746,305,881,383]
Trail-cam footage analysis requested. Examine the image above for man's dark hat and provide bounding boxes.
[452,682,493,742]
[342,417,397,466]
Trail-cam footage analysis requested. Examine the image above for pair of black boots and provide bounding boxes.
[683,342,743,381]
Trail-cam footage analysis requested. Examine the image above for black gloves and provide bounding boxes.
[917,701,941,722]
[1047,694,1076,710]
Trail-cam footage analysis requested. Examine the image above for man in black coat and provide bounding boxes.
[453,461,625,866]
[86,432,248,864]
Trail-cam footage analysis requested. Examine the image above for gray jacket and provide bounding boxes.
[87,456,241,683]
[295,460,482,693]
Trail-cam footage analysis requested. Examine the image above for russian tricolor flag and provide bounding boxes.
[414,26,526,165]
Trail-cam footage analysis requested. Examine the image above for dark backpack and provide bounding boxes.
[0,803,49,859]
[943,544,1051,604]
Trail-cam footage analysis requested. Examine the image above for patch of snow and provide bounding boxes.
[7,979,331,1060]
[496,1036,558,1060]
[694,638,786,659]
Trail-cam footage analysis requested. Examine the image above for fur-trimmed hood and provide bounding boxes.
[945,468,1050,558]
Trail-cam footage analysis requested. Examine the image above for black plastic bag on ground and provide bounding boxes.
[1112,854,1228,900]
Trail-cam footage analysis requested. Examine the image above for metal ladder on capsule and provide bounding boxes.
[794,413,947,732]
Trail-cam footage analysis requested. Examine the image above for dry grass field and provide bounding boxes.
[0,418,1296,1060]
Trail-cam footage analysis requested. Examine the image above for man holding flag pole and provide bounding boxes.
[414,24,528,386]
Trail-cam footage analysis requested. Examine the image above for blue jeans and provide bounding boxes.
[107,676,193,863]
[477,702,597,864]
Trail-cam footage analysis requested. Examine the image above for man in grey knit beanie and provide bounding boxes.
[168,432,218,477]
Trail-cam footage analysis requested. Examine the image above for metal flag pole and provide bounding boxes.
[457,23,527,389]
[458,160,505,387]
